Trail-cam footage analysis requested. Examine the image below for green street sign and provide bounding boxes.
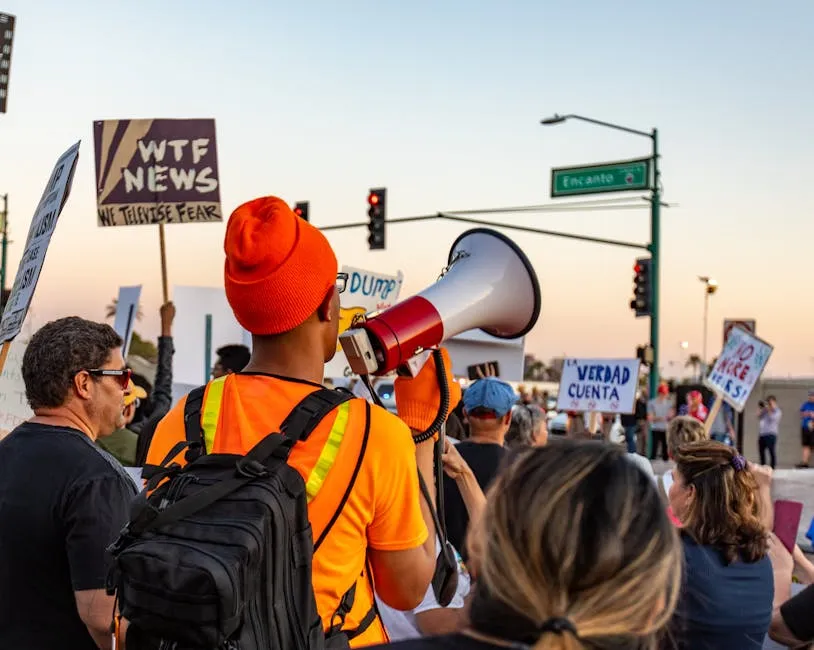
[551,157,651,198]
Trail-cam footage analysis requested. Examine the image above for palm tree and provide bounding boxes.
[685,354,703,380]
[105,298,144,321]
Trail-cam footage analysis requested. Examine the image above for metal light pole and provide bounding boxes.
[698,276,718,374]
[0,194,7,293]
[540,114,662,404]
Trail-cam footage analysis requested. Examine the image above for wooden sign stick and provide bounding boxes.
[0,341,10,377]
[158,224,169,304]
[704,393,723,436]
[588,411,600,436]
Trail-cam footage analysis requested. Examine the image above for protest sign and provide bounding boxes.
[112,285,142,358]
[0,141,80,351]
[93,118,221,227]
[171,285,250,387]
[0,327,33,441]
[556,358,641,414]
[325,266,404,378]
[704,326,772,412]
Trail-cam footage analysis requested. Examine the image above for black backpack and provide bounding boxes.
[107,386,370,650]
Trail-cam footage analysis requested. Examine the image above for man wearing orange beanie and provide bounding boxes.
[147,196,459,647]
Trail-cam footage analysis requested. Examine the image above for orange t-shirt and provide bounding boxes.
[146,373,428,647]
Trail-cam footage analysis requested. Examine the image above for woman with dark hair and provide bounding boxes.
[666,440,773,648]
[368,440,682,650]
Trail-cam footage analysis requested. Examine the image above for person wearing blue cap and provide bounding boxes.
[442,377,516,562]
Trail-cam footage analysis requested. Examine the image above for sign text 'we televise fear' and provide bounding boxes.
[93,118,222,227]
[556,358,641,414]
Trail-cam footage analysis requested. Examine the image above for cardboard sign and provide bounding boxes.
[0,141,80,343]
[704,326,772,412]
[93,118,222,227]
[0,329,33,440]
[556,358,641,414]
[171,285,250,386]
[325,266,404,379]
[723,318,756,346]
[112,285,142,358]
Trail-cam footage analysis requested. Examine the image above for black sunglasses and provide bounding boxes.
[336,272,348,294]
[85,368,132,390]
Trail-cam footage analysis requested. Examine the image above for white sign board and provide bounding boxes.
[704,326,772,412]
[172,285,250,386]
[723,318,756,345]
[444,329,526,381]
[0,142,80,343]
[0,330,34,440]
[112,285,142,358]
[325,266,403,379]
[556,358,641,414]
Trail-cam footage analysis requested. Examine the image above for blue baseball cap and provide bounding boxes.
[463,378,518,418]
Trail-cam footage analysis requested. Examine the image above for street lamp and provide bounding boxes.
[540,113,661,404]
[698,276,718,372]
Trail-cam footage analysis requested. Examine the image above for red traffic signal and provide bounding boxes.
[367,193,380,206]
[293,201,309,222]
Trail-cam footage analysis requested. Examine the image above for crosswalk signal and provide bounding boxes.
[293,201,309,222]
[367,188,386,251]
[630,257,652,317]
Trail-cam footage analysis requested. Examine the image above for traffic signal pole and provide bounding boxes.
[649,129,661,422]
[0,194,7,294]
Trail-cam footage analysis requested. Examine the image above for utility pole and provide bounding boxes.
[0,193,7,294]
[650,129,661,405]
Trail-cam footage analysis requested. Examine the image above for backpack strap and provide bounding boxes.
[129,387,355,537]
[183,384,207,458]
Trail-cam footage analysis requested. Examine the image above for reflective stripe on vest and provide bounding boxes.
[199,379,352,503]
[201,376,227,453]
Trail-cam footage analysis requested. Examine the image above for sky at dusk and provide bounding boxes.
[1,0,812,377]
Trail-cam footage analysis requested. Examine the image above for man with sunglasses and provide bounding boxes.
[0,316,137,650]
[147,196,455,647]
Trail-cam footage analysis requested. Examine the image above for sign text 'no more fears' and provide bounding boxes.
[556,358,641,414]
[93,119,222,227]
[0,142,80,343]
[550,158,651,198]
[704,326,772,412]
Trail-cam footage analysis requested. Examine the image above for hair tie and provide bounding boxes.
[730,455,746,471]
[538,617,577,636]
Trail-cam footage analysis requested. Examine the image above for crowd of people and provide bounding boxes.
[2,195,814,649]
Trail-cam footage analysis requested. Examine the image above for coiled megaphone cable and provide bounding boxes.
[412,348,450,444]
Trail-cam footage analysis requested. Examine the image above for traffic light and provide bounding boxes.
[630,257,652,317]
[293,201,309,222]
[367,188,386,250]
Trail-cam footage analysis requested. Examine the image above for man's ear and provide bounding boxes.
[502,411,512,426]
[73,371,94,401]
[317,286,337,323]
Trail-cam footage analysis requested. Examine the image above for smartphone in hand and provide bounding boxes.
[774,500,804,553]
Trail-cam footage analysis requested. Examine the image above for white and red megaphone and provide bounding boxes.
[339,228,541,377]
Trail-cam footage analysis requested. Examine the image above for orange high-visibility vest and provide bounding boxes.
[147,375,387,647]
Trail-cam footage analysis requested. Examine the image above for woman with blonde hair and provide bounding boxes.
[369,440,682,649]
[666,440,773,648]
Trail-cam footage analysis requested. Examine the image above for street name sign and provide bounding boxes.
[551,157,651,198]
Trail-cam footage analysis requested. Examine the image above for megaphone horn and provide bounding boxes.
[339,228,541,376]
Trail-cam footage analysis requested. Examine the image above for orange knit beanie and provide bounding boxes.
[224,196,338,335]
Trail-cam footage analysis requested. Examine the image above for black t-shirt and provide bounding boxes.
[443,441,506,561]
[780,582,814,643]
[0,423,135,650]
[367,633,501,650]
